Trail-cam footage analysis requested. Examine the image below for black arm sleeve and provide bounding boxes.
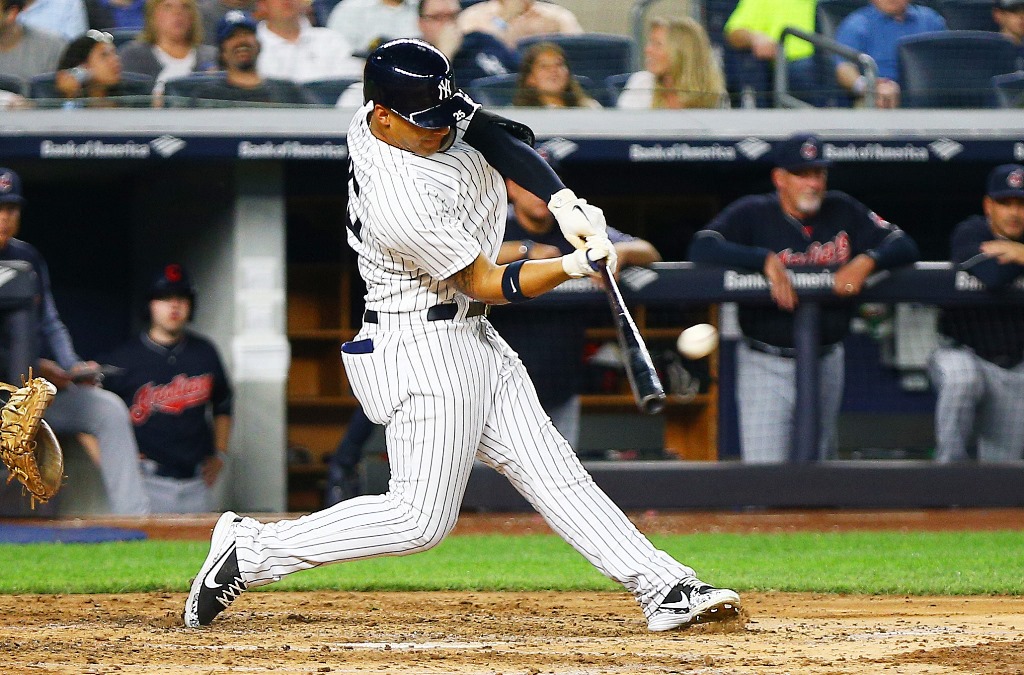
[463,109,564,201]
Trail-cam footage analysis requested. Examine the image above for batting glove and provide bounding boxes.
[548,188,607,250]
[562,234,617,278]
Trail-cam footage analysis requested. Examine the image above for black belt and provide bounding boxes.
[153,462,198,479]
[745,338,840,359]
[364,302,487,324]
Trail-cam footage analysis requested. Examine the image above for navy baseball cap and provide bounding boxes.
[774,133,833,171]
[216,10,258,45]
[995,0,1024,10]
[0,168,25,205]
[987,164,1024,200]
[149,263,195,300]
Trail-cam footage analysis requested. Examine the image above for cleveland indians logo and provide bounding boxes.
[778,231,851,265]
[0,173,12,194]
[800,141,818,160]
[1008,169,1024,189]
[438,77,452,99]
[130,374,213,424]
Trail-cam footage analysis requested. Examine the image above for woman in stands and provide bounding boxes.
[54,30,133,106]
[118,0,216,92]
[512,41,601,109]
[617,16,727,110]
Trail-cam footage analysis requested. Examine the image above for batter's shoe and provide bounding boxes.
[647,578,740,632]
[183,511,247,628]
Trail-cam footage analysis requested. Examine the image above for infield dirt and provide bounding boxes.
[1,509,1021,675]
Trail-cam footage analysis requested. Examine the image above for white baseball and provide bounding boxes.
[677,323,718,359]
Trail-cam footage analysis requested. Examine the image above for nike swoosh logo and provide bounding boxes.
[203,550,232,590]
[509,278,517,293]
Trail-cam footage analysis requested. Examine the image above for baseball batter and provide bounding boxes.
[929,164,1024,463]
[689,133,920,463]
[185,38,739,632]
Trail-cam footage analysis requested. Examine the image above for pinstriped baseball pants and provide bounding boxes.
[232,314,693,618]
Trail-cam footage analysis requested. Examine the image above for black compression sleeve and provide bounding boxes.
[463,109,564,201]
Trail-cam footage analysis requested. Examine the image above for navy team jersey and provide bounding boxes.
[103,332,232,478]
[691,190,918,347]
[940,214,1024,368]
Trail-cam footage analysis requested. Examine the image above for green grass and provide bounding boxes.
[1,531,1022,596]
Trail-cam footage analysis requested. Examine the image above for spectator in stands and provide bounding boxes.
[688,133,920,463]
[54,29,136,105]
[103,264,233,513]
[85,0,146,31]
[457,0,581,51]
[490,173,661,451]
[617,16,726,110]
[512,40,599,108]
[928,164,1024,463]
[16,0,87,41]
[190,10,314,104]
[0,167,150,514]
[0,0,67,81]
[255,0,362,82]
[198,0,254,47]
[118,0,217,93]
[834,0,946,109]
[419,0,516,87]
[994,0,1024,45]
[723,0,819,105]
[326,0,419,56]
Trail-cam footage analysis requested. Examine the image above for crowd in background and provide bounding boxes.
[2,0,1023,110]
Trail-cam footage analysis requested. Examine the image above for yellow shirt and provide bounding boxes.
[724,0,817,61]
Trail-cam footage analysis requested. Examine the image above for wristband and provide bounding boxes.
[500,259,531,303]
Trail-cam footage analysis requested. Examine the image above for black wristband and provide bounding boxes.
[501,259,531,303]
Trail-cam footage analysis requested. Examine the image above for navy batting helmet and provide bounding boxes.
[363,38,474,129]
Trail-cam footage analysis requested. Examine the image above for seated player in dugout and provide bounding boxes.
[102,264,233,513]
[185,38,740,634]
[689,133,921,464]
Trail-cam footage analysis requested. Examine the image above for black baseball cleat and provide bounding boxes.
[183,511,247,628]
[647,578,741,632]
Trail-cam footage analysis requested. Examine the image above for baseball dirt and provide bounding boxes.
[0,509,1021,675]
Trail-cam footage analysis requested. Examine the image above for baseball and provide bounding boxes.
[677,324,718,359]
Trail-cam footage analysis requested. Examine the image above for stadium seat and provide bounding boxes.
[468,73,597,107]
[604,72,631,107]
[897,30,1018,107]
[815,0,868,37]
[700,0,741,48]
[0,74,26,97]
[515,33,638,90]
[936,0,999,31]
[107,27,141,48]
[163,72,226,106]
[300,77,361,106]
[29,71,154,100]
[310,0,341,26]
[992,70,1024,107]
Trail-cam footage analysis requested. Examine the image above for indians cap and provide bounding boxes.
[216,10,258,45]
[0,168,25,205]
[774,133,833,171]
[149,263,196,300]
[987,164,1024,200]
[995,0,1024,10]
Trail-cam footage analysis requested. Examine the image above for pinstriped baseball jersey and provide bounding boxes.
[346,102,506,312]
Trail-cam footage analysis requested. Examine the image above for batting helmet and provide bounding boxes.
[363,38,474,129]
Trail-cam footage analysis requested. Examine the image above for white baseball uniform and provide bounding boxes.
[229,103,695,620]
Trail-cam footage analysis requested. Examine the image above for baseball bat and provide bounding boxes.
[599,263,666,415]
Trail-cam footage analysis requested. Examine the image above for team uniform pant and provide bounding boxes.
[44,384,151,515]
[735,341,845,463]
[928,345,1024,463]
[233,314,693,618]
[140,460,212,513]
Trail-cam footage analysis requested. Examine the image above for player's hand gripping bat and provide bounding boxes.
[598,263,666,415]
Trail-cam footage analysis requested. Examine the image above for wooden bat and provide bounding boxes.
[599,263,666,415]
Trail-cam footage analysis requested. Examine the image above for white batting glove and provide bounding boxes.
[561,234,617,278]
[548,188,607,250]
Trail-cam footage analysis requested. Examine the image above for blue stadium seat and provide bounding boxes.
[468,73,597,107]
[515,33,638,90]
[163,72,226,106]
[604,72,631,107]
[700,0,741,47]
[898,30,1018,107]
[936,0,999,31]
[0,74,26,97]
[29,71,154,99]
[107,27,141,48]
[300,77,361,106]
[992,71,1024,107]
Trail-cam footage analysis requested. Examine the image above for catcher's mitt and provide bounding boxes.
[0,376,63,507]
